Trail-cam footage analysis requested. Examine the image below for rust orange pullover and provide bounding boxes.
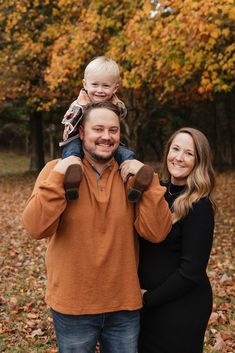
[22,157,172,315]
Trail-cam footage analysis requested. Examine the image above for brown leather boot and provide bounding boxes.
[127,165,154,203]
[64,164,83,201]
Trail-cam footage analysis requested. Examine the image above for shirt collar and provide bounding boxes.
[83,155,116,175]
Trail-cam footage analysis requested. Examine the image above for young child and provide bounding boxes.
[60,56,154,202]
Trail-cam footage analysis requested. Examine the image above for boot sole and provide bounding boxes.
[127,165,154,203]
[64,164,83,201]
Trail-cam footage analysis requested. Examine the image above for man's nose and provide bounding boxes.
[101,130,111,139]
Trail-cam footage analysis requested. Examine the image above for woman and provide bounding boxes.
[138,127,216,353]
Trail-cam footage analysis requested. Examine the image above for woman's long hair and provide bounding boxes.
[161,127,216,223]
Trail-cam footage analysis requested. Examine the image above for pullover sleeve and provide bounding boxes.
[22,160,67,240]
[143,198,214,308]
[135,173,172,243]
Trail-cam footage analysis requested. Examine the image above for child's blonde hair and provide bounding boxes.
[84,56,120,83]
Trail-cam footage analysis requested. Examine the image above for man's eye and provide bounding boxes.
[110,129,118,134]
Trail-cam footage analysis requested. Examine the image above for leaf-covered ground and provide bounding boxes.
[0,171,234,353]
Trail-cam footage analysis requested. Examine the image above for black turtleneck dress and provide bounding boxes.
[138,182,214,353]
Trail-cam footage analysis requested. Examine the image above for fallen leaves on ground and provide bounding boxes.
[0,172,234,352]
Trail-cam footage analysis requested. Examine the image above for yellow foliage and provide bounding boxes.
[210,30,220,39]
[0,0,234,108]
[230,7,235,21]
[222,28,230,37]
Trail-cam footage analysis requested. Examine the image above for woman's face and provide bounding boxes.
[167,132,196,185]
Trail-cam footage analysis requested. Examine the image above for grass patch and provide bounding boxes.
[0,151,30,176]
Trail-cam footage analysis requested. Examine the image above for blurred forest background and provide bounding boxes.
[0,0,234,172]
[0,1,234,352]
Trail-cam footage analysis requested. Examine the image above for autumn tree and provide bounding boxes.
[108,0,235,163]
[42,0,147,157]
[108,0,234,100]
[0,0,234,166]
[0,0,65,171]
[46,0,234,163]
[0,0,145,168]
[45,0,143,102]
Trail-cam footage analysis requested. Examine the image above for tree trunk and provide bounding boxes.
[29,111,45,172]
[48,123,56,160]
[121,89,140,153]
[211,98,219,166]
[225,92,235,166]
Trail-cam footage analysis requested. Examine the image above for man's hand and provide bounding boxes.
[53,156,83,175]
[120,159,144,182]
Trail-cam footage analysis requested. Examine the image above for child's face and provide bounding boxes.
[83,71,118,102]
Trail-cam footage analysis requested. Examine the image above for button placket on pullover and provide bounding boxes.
[92,163,112,197]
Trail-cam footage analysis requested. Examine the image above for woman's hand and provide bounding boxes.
[141,289,147,304]
[120,159,144,182]
[141,289,147,296]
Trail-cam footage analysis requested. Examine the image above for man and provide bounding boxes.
[22,101,172,353]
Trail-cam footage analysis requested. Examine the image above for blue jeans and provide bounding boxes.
[115,145,135,165]
[62,138,135,164]
[62,138,84,159]
[51,309,140,353]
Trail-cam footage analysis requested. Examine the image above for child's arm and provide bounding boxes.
[59,89,91,159]
[61,101,83,142]
[61,89,91,142]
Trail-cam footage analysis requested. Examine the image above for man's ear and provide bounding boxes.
[79,125,84,140]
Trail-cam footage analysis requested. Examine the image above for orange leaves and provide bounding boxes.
[0,174,57,351]
[204,171,235,353]
[113,0,235,103]
[0,0,234,109]
[45,1,146,101]
[0,1,46,104]
[1,170,234,351]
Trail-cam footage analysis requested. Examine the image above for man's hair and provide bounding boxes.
[81,101,122,125]
[84,56,120,83]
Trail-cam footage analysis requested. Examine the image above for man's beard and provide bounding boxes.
[88,150,116,162]
[83,142,117,163]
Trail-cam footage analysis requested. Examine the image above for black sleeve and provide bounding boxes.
[143,198,214,308]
